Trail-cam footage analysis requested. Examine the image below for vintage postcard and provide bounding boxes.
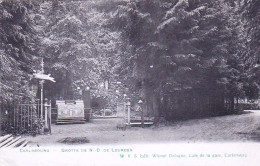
[0,0,260,165]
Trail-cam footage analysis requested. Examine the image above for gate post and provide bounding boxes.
[44,98,50,134]
[44,98,48,129]
[126,100,131,125]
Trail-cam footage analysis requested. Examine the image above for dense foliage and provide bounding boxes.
[0,0,259,122]
[0,0,40,103]
[111,0,260,120]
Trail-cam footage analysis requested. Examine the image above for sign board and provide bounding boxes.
[33,73,56,82]
[56,100,85,124]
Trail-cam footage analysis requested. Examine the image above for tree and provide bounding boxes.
[0,0,41,103]
[35,0,125,106]
[111,0,258,120]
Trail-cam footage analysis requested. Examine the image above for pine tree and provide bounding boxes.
[111,0,257,119]
[0,0,40,103]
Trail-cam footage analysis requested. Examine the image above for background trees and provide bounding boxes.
[111,0,260,120]
[33,0,125,104]
[0,0,41,103]
[0,0,259,121]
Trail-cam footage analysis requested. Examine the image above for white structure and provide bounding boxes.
[33,73,55,82]
[56,100,85,124]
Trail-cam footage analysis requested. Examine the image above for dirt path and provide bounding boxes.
[24,110,260,146]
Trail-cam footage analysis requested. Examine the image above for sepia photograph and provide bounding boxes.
[0,0,260,165]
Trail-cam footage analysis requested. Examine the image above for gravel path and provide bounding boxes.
[24,110,260,146]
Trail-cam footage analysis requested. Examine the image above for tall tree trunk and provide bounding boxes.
[230,96,235,113]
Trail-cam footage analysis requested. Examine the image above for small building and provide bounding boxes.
[56,100,85,124]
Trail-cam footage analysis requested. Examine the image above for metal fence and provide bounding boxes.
[1,101,51,135]
[13,103,41,134]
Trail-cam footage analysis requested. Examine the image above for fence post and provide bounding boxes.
[126,101,131,125]
[44,98,50,134]
[48,100,52,134]
[44,98,48,129]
